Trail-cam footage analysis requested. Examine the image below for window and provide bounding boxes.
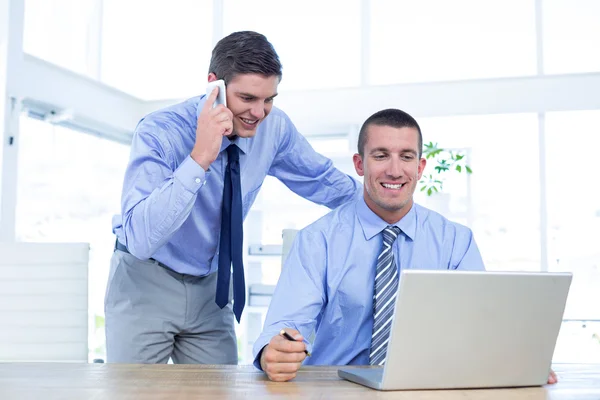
[100,0,213,100]
[223,0,362,91]
[16,116,130,361]
[369,0,537,85]
[417,113,541,271]
[23,0,101,78]
[309,135,351,155]
[545,110,600,321]
[553,320,600,363]
[23,0,213,100]
[543,0,600,74]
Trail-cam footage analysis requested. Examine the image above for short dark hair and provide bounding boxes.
[357,109,423,157]
[208,31,283,84]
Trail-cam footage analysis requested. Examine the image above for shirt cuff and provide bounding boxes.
[253,345,267,371]
[174,156,208,193]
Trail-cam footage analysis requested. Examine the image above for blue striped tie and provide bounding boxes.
[369,225,401,365]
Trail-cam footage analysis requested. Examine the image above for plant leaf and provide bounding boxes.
[456,165,462,173]
[95,314,105,329]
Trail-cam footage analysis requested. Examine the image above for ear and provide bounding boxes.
[208,73,218,83]
[353,153,365,177]
[417,157,426,180]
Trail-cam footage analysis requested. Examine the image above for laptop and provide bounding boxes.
[338,269,572,391]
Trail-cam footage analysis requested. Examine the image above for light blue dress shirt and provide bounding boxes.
[112,95,360,276]
[252,196,485,369]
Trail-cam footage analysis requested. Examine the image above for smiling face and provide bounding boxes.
[353,124,426,224]
[208,72,279,138]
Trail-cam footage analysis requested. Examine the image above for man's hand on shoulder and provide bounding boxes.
[547,369,558,384]
[260,328,307,382]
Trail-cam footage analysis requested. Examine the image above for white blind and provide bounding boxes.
[0,242,89,362]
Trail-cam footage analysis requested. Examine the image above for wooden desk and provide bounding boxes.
[0,363,598,399]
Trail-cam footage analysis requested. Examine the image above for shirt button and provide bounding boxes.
[195,178,201,184]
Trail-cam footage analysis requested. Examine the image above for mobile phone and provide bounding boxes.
[206,79,227,108]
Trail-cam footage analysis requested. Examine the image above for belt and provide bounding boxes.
[114,240,168,269]
[114,240,130,254]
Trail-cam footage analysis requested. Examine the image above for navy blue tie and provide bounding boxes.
[216,144,245,322]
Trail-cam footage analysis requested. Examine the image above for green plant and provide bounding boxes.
[92,314,106,357]
[419,142,473,196]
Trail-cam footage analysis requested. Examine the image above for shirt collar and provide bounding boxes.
[355,196,417,242]
[219,135,249,154]
[197,95,249,155]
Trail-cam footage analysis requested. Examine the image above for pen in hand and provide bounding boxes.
[280,329,311,357]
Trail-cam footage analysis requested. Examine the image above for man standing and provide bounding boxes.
[105,31,360,364]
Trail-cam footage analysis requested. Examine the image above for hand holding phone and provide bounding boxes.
[192,80,233,170]
[206,79,227,108]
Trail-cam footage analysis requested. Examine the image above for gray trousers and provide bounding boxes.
[104,249,237,364]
